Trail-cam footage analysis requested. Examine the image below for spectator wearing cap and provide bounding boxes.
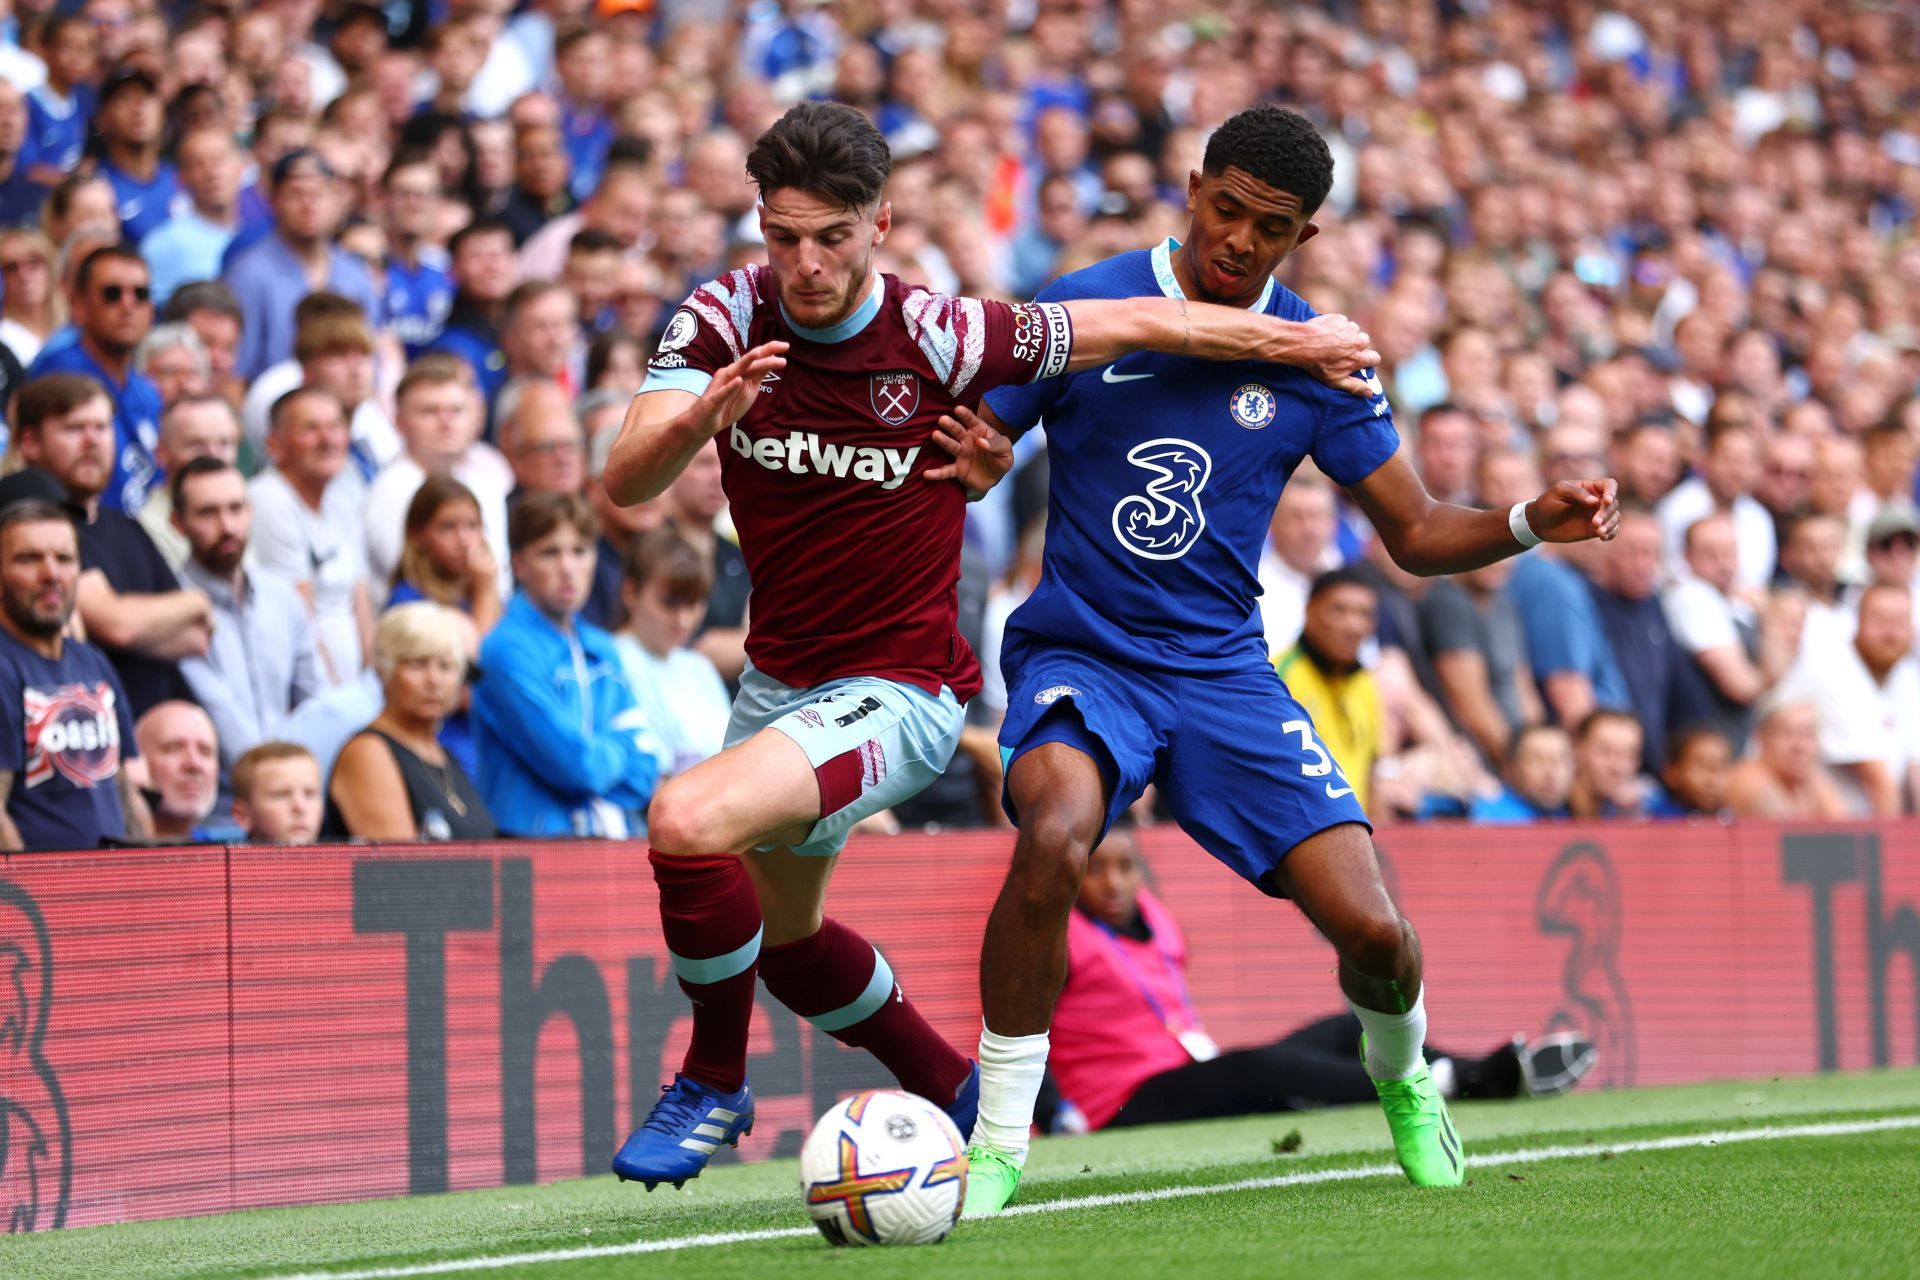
[472,491,657,837]
[222,148,382,382]
[238,294,402,479]
[1725,698,1849,821]
[139,127,243,308]
[20,16,96,187]
[1778,582,1920,817]
[94,67,178,244]
[133,700,244,841]
[1468,724,1574,824]
[1257,471,1340,657]
[0,482,151,851]
[15,374,207,719]
[1655,416,1776,593]
[499,121,576,246]
[137,394,240,571]
[1857,507,1920,634]
[162,282,245,410]
[26,245,163,513]
[363,357,513,592]
[1273,568,1382,814]
[248,386,374,685]
[424,218,517,411]
[382,152,455,357]
[582,387,662,628]
[173,457,325,796]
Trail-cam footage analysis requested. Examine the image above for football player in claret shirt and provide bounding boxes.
[601,100,1385,1188]
[948,105,1622,1212]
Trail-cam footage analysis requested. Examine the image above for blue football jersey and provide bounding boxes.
[985,238,1400,675]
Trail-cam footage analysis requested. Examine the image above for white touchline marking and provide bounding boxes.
[254,1114,1920,1280]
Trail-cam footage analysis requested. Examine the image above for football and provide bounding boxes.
[799,1089,970,1246]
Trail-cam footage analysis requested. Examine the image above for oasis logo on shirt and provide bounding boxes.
[22,683,122,789]
[727,423,921,491]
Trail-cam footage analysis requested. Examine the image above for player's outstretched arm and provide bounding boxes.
[1347,450,1620,577]
[603,341,789,505]
[1059,299,1380,394]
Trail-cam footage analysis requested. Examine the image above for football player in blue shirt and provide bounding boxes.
[946,105,1621,1213]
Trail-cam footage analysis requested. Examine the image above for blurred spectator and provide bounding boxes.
[162,282,245,409]
[21,17,96,186]
[27,245,162,513]
[1411,404,1477,506]
[1419,558,1534,767]
[498,376,584,501]
[325,602,494,842]
[424,217,517,409]
[231,741,323,845]
[133,323,209,409]
[1258,470,1340,656]
[0,487,149,850]
[173,457,324,794]
[1858,509,1920,633]
[382,152,455,358]
[472,492,656,838]
[1273,567,1379,813]
[0,228,60,367]
[1656,417,1775,592]
[1775,513,1853,656]
[1779,583,1920,817]
[239,294,402,475]
[137,395,240,571]
[93,68,177,244]
[1469,724,1573,824]
[1755,432,1815,554]
[586,327,647,398]
[1663,514,1791,749]
[498,282,581,392]
[499,121,575,245]
[389,472,502,633]
[663,438,749,683]
[248,386,373,685]
[133,699,242,841]
[562,229,624,335]
[1568,709,1645,820]
[0,83,37,226]
[223,149,381,381]
[1588,508,1703,771]
[1725,698,1849,821]
[519,161,651,285]
[582,387,660,628]
[16,374,204,717]
[364,357,513,591]
[1647,725,1734,820]
[611,530,729,785]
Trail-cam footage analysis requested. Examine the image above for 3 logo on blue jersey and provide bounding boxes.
[1229,383,1276,430]
[1112,438,1211,561]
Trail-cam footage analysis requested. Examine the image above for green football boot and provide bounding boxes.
[960,1144,1023,1217]
[1363,1035,1466,1187]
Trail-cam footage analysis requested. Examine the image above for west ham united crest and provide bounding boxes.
[1230,383,1277,430]
[869,372,921,425]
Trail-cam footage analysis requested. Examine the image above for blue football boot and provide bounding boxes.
[944,1059,981,1139]
[612,1074,754,1190]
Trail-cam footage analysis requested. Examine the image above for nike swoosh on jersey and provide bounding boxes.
[1101,366,1154,384]
[1325,782,1354,799]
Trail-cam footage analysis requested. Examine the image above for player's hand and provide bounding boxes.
[690,341,788,435]
[1525,478,1621,543]
[1285,314,1382,397]
[926,404,1014,498]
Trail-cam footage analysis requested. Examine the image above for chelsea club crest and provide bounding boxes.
[1230,383,1276,430]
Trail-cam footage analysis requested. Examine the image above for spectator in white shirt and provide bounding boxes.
[248,386,374,685]
[1777,512,1855,656]
[1781,583,1920,817]
[1663,512,1795,742]
[1656,416,1775,591]
[137,393,241,571]
[239,295,402,473]
[1258,469,1340,657]
[611,530,730,783]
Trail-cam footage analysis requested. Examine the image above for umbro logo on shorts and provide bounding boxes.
[1034,685,1081,706]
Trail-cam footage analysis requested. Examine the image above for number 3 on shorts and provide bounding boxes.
[1282,719,1354,799]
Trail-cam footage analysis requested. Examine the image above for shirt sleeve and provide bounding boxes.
[1417,583,1482,655]
[1309,367,1400,487]
[641,271,758,398]
[983,277,1074,434]
[1663,581,1737,654]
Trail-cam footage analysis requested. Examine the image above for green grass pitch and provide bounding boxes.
[16,1070,1920,1280]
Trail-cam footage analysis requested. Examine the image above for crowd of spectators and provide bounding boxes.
[0,0,1916,849]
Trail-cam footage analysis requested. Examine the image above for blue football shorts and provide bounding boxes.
[998,644,1371,894]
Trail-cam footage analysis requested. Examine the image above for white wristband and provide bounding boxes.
[1508,500,1541,549]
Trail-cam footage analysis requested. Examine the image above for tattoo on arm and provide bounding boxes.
[1177,298,1191,353]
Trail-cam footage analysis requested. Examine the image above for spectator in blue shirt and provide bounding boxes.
[554,26,613,203]
[381,152,454,356]
[27,245,163,514]
[222,148,381,381]
[472,491,657,838]
[93,68,179,245]
[0,81,47,229]
[21,17,96,186]
[424,217,516,414]
[1469,724,1575,824]
[140,127,243,308]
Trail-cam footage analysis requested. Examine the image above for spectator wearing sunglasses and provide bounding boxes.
[26,244,162,514]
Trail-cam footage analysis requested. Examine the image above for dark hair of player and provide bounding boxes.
[1201,105,1334,218]
[746,101,892,213]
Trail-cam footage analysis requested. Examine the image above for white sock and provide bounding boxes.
[1351,990,1428,1082]
[971,1025,1049,1161]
